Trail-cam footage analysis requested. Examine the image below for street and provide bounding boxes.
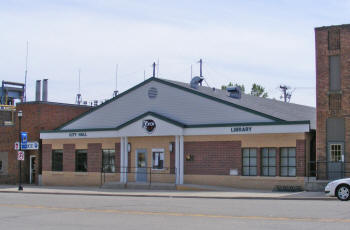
[0,193,349,229]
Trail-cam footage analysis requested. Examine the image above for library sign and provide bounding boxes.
[230,126,252,133]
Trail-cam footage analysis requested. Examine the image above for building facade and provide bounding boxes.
[40,77,315,190]
[0,101,90,184]
[315,24,350,179]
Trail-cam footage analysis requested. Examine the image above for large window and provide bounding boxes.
[75,150,87,172]
[102,149,115,173]
[152,150,164,170]
[329,55,341,91]
[280,148,296,177]
[242,148,257,176]
[52,150,63,171]
[262,148,276,176]
[330,144,343,162]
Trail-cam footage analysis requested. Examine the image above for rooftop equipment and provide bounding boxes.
[35,80,41,101]
[0,81,25,105]
[190,76,204,89]
[42,79,48,102]
[227,86,242,99]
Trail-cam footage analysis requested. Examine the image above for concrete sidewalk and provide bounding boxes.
[0,185,333,200]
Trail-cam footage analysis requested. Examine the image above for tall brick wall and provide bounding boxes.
[184,141,241,175]
[316,25,350,175]
[0,101,90,184]
[88,143,101,172]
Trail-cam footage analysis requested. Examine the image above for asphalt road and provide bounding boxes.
[0,193,349,230]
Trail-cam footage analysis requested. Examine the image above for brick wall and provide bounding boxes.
[316,25,350,167]
[63,144,75,172]
[184,141,241,175]
[0,101,90,184]
[87,143,101,172]
[42,144,52,171]
[296,140,306,177]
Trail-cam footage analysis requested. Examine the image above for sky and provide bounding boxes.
[0,0,349,107]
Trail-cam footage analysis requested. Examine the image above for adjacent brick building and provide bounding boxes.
[0,101,90,184]
[315,24,350,179]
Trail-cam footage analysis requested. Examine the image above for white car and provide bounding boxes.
[325,178,350,201]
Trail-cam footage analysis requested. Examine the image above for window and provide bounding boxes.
[152,150,164,169]
[328,30,340,50]
[262,148,276,176]
[280,148,296,177]
[0,160,2,171]
[75,150,87,172]
[52,150,63,171]
[329,55,341,91]
[242,148,257,176]
[330,144,343,162]
[102,149,115,173]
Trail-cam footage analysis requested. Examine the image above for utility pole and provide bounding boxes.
[24,41,29,102]
[152,62,156,78]
[280,85,292,102]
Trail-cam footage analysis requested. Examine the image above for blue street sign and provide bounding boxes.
[21,132,28,149]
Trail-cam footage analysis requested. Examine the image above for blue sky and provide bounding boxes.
[1,0,349,106]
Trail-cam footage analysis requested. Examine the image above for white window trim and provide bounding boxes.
[152,149,165,170]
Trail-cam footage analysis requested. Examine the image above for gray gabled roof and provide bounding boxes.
[162,79,316,129]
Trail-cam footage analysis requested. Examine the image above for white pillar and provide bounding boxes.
[179,135,184,184]
[120,137,125,183]
[124,137,128,183]
[175,136,180,184]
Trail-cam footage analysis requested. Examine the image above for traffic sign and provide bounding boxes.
[17,151,25,161]
[14,142,39,150]
[21,132,28,149]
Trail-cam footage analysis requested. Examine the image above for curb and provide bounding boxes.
[0,190,335,201]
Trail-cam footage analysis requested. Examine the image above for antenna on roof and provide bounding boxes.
[157,58,159,77]
[191,64,193,80]
[76,69,82,105]
[113,64,118,97]
[199,59,203,78]
[279,85,292,102]
[152,62,156,78]
[24,41,29,102]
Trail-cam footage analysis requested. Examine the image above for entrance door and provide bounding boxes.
[327,143,344,180]
[30,155,36,184]
[136,150,147,182]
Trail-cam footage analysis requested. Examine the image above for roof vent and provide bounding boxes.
[148,87,158,99]
[190,76,204,89]
[227,86,242,99]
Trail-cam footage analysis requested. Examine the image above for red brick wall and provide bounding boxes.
[63,144,75,172]
[296,140,306,177]
[88,143,101,172]
[316,25,350,166]
[42,144,52,171]
[184,141,241,175]
[0,102,90,184]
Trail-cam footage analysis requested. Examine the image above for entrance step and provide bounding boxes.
[102,182,176,190]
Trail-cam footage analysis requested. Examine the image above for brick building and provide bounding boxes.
[315,24,350,179]
[0,101,90,184]
[40,77,315,190]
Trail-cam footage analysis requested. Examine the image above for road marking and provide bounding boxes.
[0,203,349,223]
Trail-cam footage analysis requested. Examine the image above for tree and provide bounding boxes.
[251,83,268,98]
[221,82,245,93]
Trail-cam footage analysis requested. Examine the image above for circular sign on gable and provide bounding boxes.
[142,119,156,133]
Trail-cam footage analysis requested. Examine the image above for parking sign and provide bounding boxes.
[17,151,25,161]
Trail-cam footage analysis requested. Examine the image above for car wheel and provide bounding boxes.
[336,185,350,201]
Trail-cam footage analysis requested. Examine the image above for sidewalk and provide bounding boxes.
[0,185,333,200]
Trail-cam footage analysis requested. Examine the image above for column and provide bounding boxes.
[124,137,128,183]
[175,136,179,184]
[120,137,125,183]
[179,135,184,184]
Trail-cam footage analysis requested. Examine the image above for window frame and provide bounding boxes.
[51,150,63,172]
[0,160,2,172]
[242,148,257,176]
[280,147,296,177]
[152,149,164,170]
[102,149,116,173]
[261,147,276,177]
[75,150,88,172]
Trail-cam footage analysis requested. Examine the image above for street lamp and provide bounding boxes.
[18,110,23,191]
